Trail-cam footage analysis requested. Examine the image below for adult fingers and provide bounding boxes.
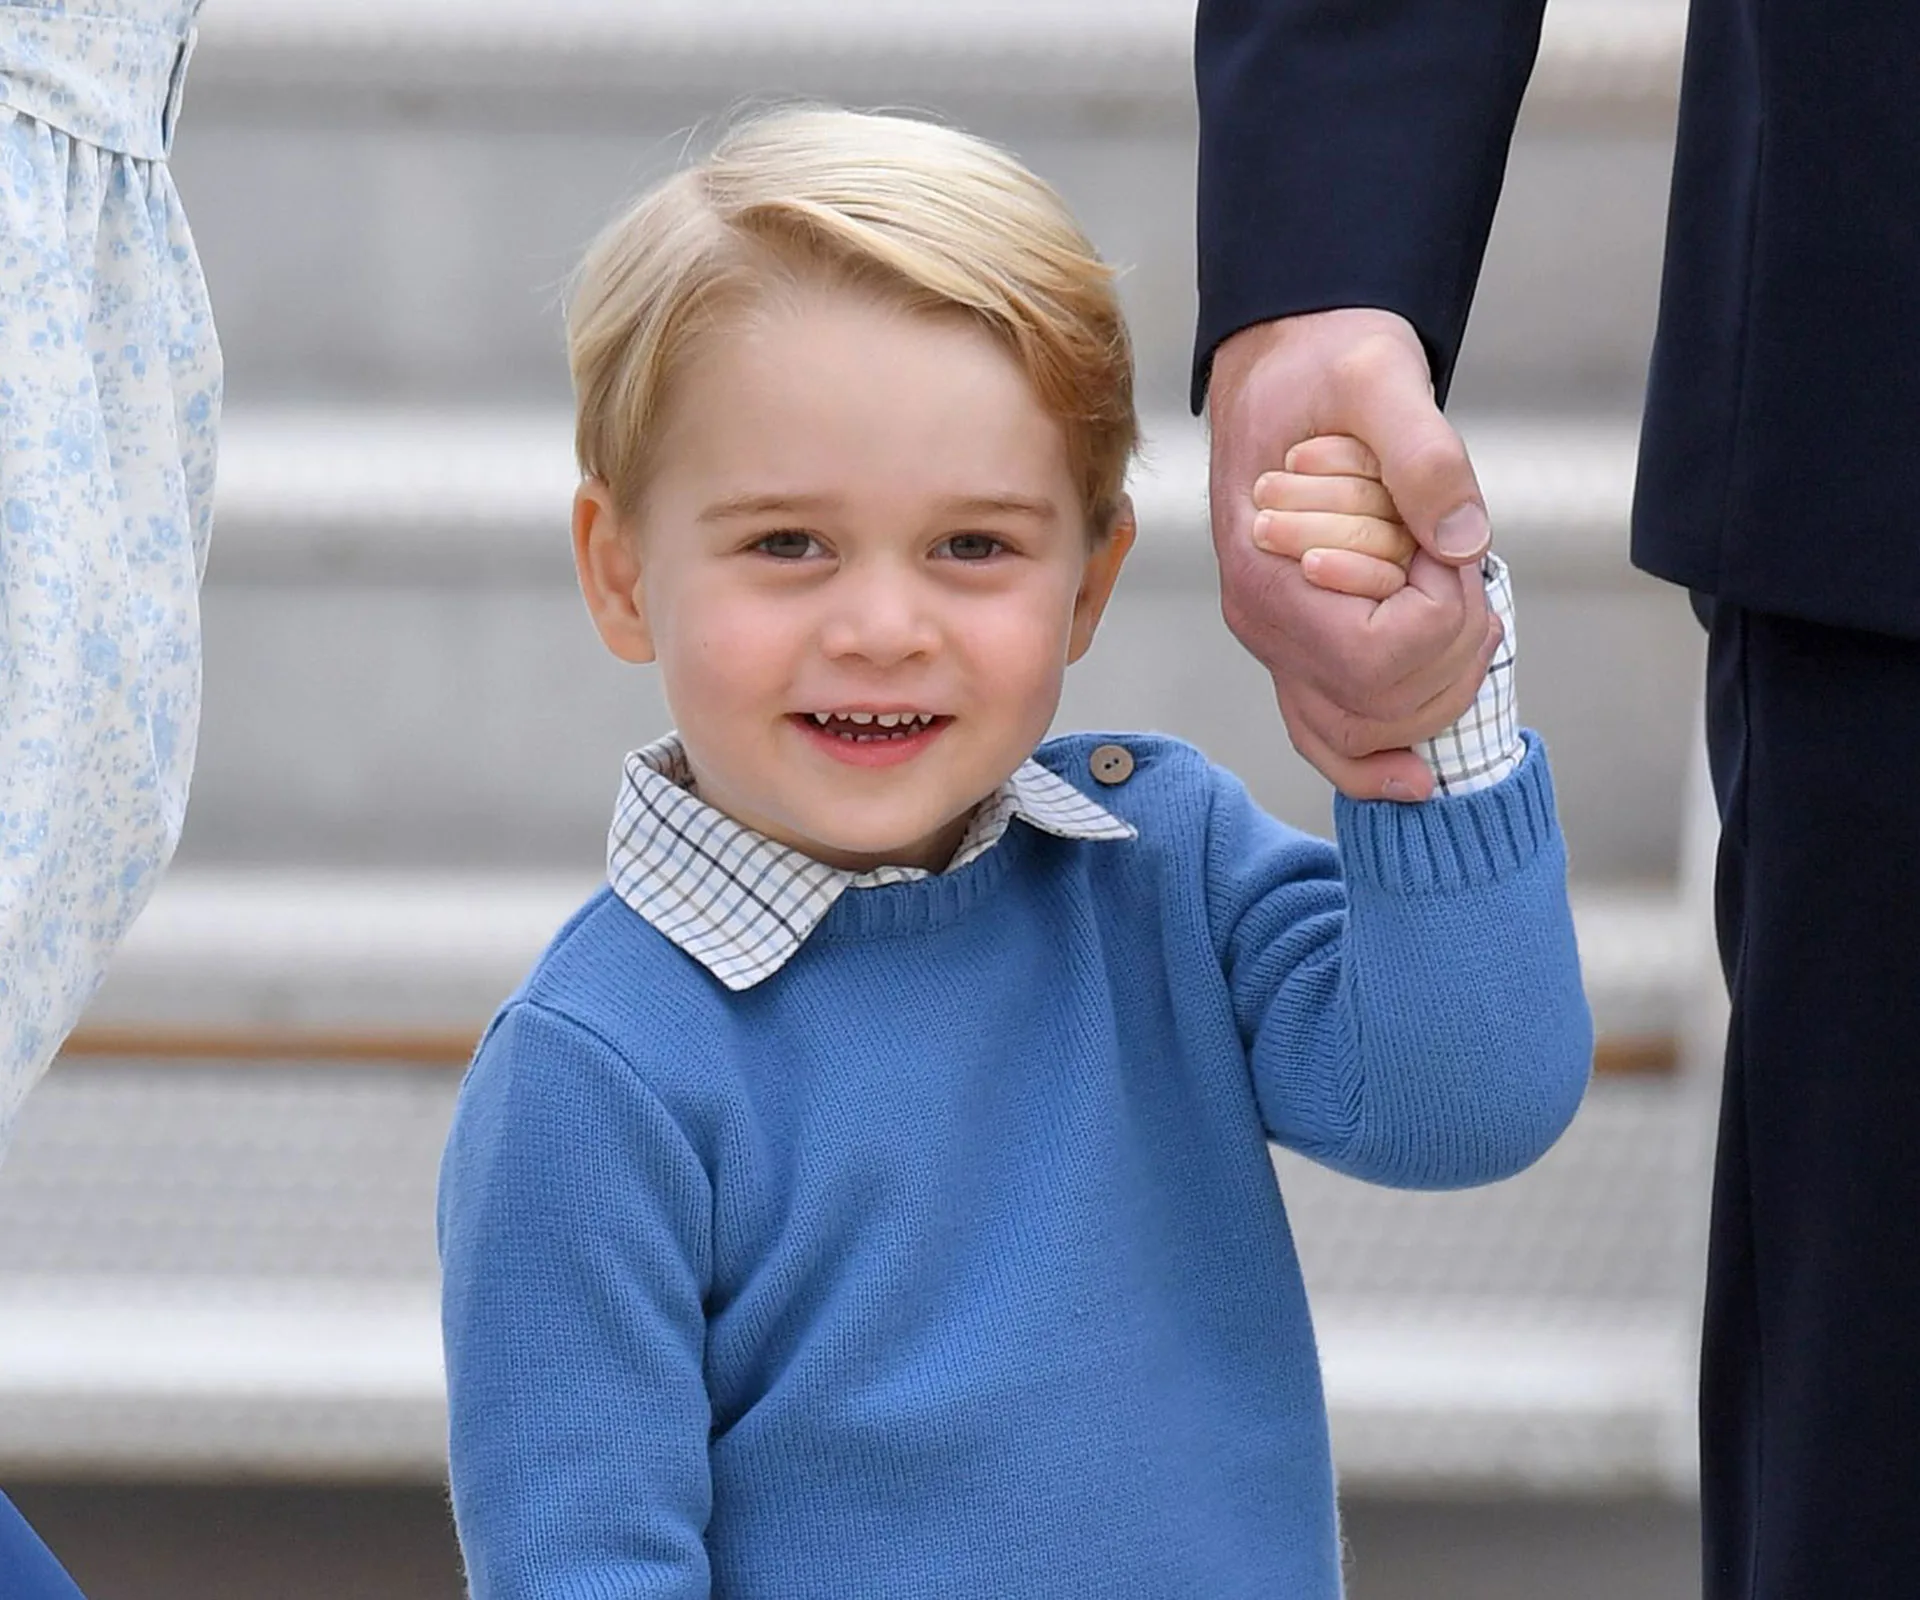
[1221,538,1494,749]
[1322,334,1490,564]
[1394,544,1491,616]
[1274,679,1438,803]
[1341,612,1504,750]
[1279,557,1489,739]
[1344,549,1489,691]
[1213,533,1384,708]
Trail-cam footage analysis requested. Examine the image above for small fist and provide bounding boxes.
[1250,433,1419,600]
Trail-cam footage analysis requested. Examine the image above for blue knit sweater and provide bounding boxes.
[438,731,1591,1599]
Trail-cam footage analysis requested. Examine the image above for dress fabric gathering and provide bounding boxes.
[0,0,219,1148]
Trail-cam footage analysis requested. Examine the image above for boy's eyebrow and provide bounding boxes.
[936,493,1062,522]
[696,491,1063,524]
[698,492,839,523]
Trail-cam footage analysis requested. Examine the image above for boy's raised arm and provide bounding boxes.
[1203,747,1591,1189]
[439,1003,715,1598]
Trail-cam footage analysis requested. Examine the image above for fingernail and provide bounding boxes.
[1282,444,1301,472]
[1435,503,1490,559]
[1381,778,1418,802]
[1251,510,1275,551]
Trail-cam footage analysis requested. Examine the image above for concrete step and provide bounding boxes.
[0,1276,443,1479]
[0,1273,1695,1493]
[0,1057,1709,1491]
[77,868,1691,1046]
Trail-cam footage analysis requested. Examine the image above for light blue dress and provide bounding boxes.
[0,0,219,1152]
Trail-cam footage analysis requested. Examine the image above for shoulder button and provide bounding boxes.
[1088,743,1135,785]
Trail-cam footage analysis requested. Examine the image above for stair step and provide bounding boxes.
[78,869,1696,1046]
[0,1276,1693,1491]
[209,406,1648,585]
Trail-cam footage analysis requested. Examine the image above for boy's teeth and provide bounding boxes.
[803,710,939,733]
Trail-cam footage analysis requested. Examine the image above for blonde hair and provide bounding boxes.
[567,107,1138,533]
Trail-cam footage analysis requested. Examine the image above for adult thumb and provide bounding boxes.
[1327,336,1489,565]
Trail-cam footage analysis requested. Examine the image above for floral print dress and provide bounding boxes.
[0,0,220,1153]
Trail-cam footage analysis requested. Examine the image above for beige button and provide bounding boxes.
[1088,743,1135,785]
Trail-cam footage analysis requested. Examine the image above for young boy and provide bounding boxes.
[437,107,1591,1599]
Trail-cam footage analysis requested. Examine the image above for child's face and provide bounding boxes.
[574,289,1134,873]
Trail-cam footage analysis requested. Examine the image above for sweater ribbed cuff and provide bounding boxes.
[1333,732,1558,895]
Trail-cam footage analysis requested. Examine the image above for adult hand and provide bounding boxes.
[1208,307,1500,800]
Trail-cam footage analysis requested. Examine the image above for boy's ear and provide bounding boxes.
[572,478,655,665]
[1066,493,1137,665]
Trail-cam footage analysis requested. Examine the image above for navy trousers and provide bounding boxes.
[0,1491,85,1598]
[1699,602,1920,1598]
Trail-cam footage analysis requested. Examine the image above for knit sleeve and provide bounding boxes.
[1203,734,1591,1188]
[438,1000,714,1599]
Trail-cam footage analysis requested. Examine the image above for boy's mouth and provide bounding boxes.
[790,710,952,768]
[798,710,944,742]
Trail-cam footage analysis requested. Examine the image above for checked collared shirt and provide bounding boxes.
[607,737,1138,991]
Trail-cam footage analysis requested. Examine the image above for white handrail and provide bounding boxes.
[189,0,1687,110]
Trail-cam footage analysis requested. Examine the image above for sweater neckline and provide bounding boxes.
[812,818,1034,942]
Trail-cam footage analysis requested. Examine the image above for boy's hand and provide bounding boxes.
[1248,434,1419,601]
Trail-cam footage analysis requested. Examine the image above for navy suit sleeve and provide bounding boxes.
[1193,0,1550,408]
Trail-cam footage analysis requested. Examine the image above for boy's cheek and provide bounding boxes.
[960,602,1077,687]
[655,591,797,678]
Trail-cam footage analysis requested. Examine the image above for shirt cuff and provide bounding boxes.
[1415,552,1522,797]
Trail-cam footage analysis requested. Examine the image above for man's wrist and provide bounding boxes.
[1207,307,1420,422]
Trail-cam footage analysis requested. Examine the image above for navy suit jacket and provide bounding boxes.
[1194,0,1920,640]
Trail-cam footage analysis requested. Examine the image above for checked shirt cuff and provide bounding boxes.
[1417,553,1522,797]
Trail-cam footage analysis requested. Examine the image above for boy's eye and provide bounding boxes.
[941,533,1006,562]
[753,530,822,560]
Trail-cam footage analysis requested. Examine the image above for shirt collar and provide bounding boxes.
[605,732,1136,991]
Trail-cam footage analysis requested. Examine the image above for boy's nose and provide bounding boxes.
[818,568,940,665]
